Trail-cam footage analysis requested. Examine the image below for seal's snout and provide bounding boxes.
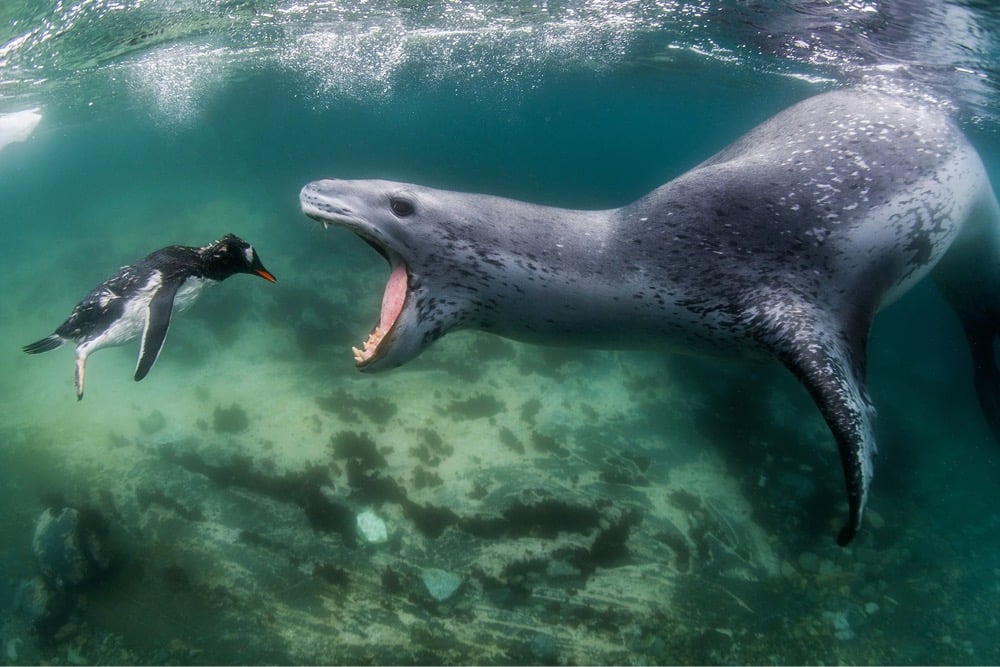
[299,182,320,215]
[302,178,340,189]
[300,178,344,201]
[300,180,352,227]
[299,180,330,207]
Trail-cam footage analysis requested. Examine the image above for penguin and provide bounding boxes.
[23,233,277,400]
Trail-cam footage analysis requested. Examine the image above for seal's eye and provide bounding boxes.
[390,197,415,217]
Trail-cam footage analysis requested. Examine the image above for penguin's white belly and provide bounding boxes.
[173,277,210,313]
[82,274,209,352]
[85,272,164,350]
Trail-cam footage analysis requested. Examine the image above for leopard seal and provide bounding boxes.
[299,88,1000,545]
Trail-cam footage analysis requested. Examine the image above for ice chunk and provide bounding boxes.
[0,108,42,151]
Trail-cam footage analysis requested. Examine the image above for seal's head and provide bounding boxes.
[300,178,476,372]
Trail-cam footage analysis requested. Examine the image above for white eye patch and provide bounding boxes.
[243,246,255,264]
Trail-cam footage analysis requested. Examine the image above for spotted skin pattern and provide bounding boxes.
[301,89,1000,545]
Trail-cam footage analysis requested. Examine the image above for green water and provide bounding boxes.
[1,1,999,664]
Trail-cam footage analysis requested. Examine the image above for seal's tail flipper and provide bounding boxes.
[754,300,877,546]
[781,340,876,546]
[23,334,63,354]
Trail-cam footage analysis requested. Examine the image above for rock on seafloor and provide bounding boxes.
[32,507,111,588]
[356,510,389,544]
[420,568,463,602]
[530,632,560,664]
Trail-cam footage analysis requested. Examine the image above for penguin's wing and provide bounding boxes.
[134,279,182,381]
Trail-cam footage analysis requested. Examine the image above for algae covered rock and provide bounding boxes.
[32,507,111,588]
[420,567,463,601]
[356,510,389,544]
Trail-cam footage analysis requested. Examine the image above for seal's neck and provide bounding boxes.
[452,203,672,347]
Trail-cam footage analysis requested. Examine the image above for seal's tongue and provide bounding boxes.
[380,264,407,332]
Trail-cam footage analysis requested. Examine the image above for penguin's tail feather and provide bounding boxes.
[23,334,64,354]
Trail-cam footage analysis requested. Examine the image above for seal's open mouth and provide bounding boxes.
[353,260,407,365]
[300,191,410,369]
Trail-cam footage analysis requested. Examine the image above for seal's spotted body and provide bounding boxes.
[300,89,1000,545]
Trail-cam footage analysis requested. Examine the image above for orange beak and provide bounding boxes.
[256,269,277,283]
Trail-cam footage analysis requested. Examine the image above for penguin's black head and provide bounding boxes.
[202,233,277,283]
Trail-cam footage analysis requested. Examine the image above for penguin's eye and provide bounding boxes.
[390,197,415,217]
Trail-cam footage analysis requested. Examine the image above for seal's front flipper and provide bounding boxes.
[934,188,1000,445]
[755,302,877,546]
[135,281,180,382]
[963,325,1000,442]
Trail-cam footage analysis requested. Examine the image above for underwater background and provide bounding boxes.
[1,0,999,664]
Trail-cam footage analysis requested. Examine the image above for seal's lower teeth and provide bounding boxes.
[353,326,386,364]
